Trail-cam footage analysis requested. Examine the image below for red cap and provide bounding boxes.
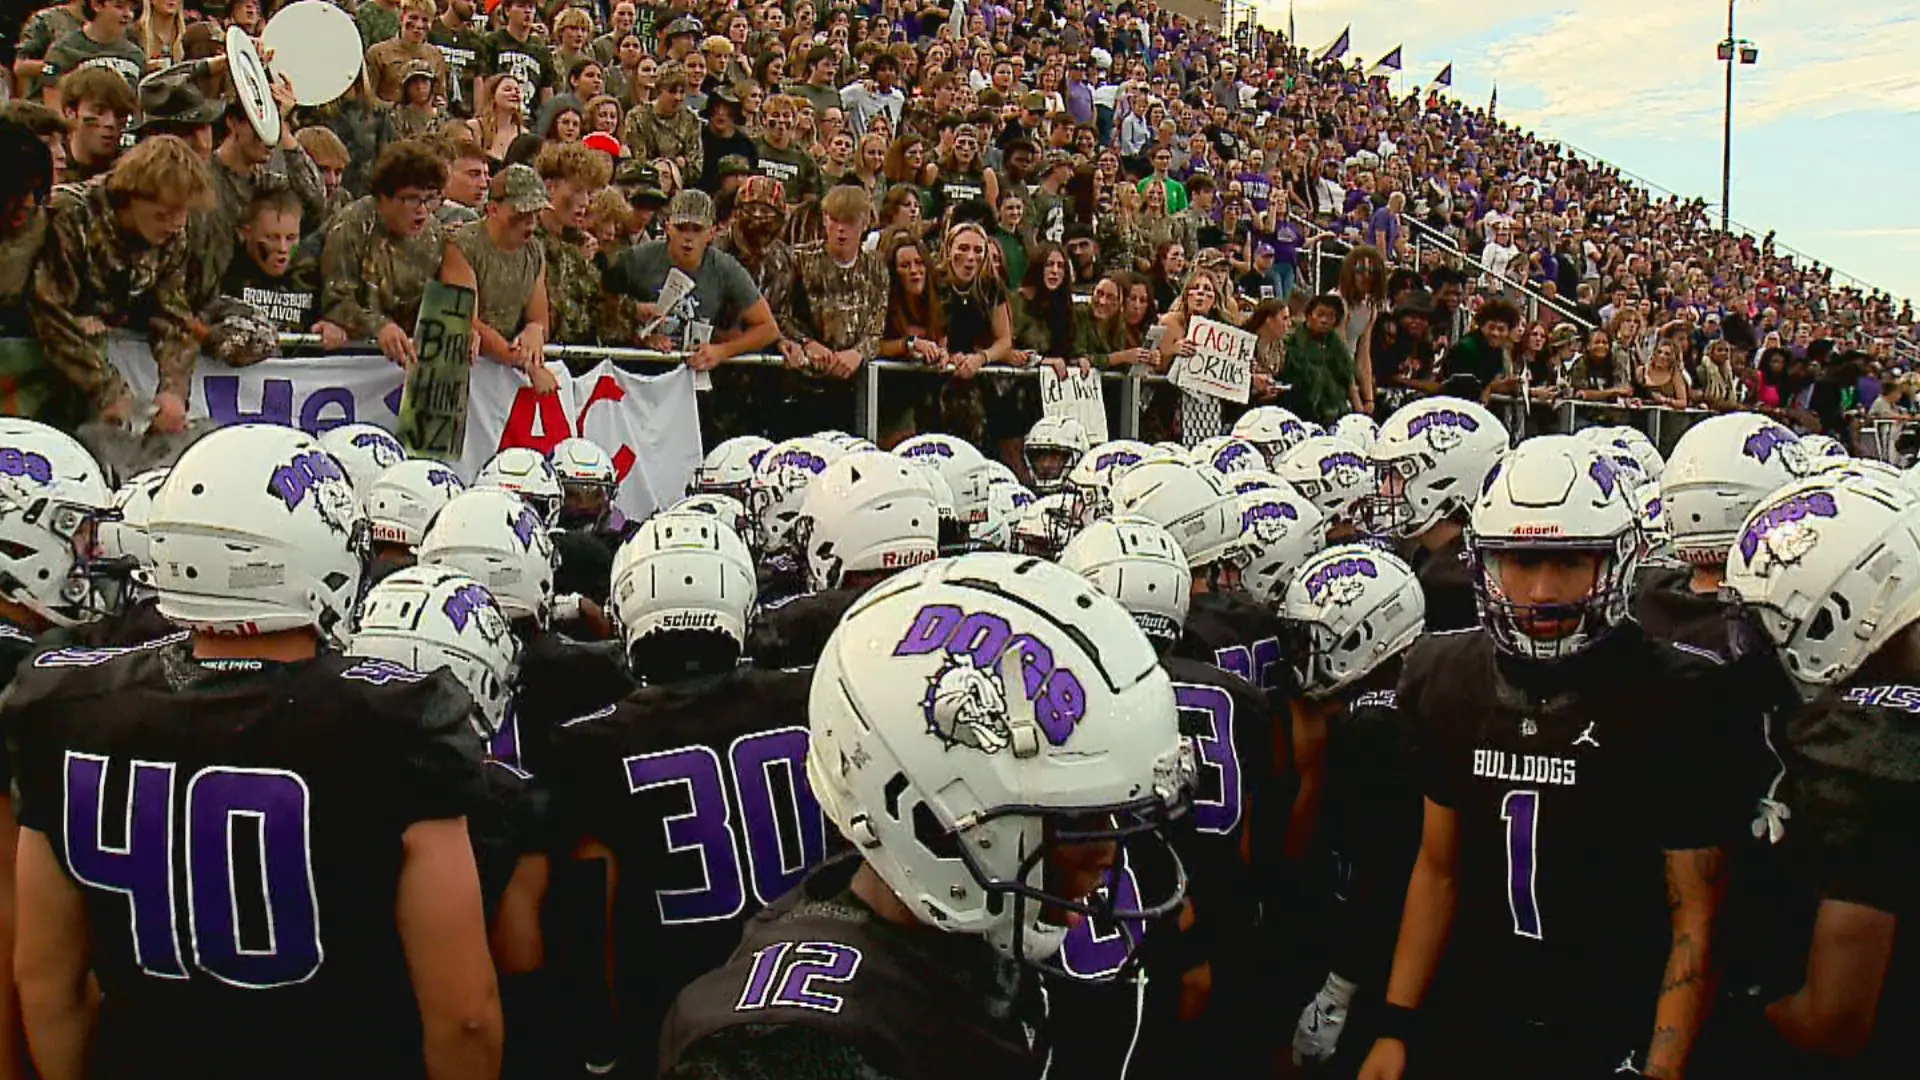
[582,131,625,158]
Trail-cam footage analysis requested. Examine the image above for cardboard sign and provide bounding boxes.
[1038,367,1109,443]
[396,281,476,462]
[1170,316,1255,404]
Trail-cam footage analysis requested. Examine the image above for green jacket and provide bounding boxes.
[1281,325,1355,425]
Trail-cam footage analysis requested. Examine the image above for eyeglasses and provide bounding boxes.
[389,190,444,210]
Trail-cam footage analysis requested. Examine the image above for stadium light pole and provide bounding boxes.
[1719,0,1759,234]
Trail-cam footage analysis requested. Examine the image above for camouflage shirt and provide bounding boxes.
[355,0,402,50]
[713,231,795,326]
[210,147,330,270]
[320,195,449,340]
[781,243,889,363]
[535,221,601,346]
[18,5,84,101]
[28,180,200,410]
[624,104,705,184]
[454,219,545,338]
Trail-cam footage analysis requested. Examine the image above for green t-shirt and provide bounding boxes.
[19,5,84,100]
[42,28,145,95]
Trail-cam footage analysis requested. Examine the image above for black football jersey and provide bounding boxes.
[495,627,634,775]
[755,555,808,609]
[547,666,820,1071]
[1631,564,1729,658]
[4,637,486,1080]
[1400,625,1757,1026]
[1319,659,1424,988]
[746,588,860,670]
[660,855,1044,1080]
[554,522,630,608]
[469,758,548,924]
[1406,531,1477,633]
[76,595,178,648]
[0,618,39,790]
[1175,589,1294,697]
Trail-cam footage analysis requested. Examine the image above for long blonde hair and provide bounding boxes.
[137,0,187,64]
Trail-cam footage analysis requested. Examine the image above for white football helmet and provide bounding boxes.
[1662,414,1811,567]
[1025,415,1089,494]
[365,459,467,550]
[1724,474,1920,693]
[1331,413,1381,453]
[1060,516,1192,649]
[895,433,997,528]
[417,488,556,624]
[807,553,1193,965]
[670,492,752,537]
[1235,480,1327,604]
[0,418,116,626]
[475,446,564,523]
[349,565,520,737]
[1799,433,1848,460]
[1193,435,1266,477]
[981,458,1019,489]
[149,424,367,644]
[552,437,619,529]
[1109,460,1244,570]
[693,435,774,501]
[98,467,169,569]
[1232,406,1312,466]
[978,480,1036,552]
[1280,544,1425,698]
[795,451,940,591]
[1467,436,1641,662]
[749,436,845,556]
[1275,436,1373,528]
[1579,425,1665,481]
[1806,455,1904,487]
[1225,469,1285,495]
[317,423,407,495]
[1066,439,1153,524]
[1010,491,1078,559]
[1363,396,1510,538]
[609,509,757,650]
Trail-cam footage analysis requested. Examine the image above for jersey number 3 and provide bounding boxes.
[1501,789,1544,940]
[624,727,827,924]
[63,752,323,988]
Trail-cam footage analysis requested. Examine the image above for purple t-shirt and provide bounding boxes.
[1237,170,1272,213]
[1366,207,1400,252]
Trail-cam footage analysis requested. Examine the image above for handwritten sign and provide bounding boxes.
[1170,316,1255,404]
[396,281,476,462]
[1038,367,1109,443]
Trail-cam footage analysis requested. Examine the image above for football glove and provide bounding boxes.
[1292,971,1358,1067]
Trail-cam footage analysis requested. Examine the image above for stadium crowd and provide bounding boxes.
[0,5,1912,1080]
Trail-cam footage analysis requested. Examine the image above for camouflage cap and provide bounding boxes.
[1040,150,1074,175]
[665,188,715,228]
[402,60,436,85]
[713,154,754,179]
[490,164,553,213]
[134,66,226,131]
[664,15,702,38]
[616,160,668,203]
[736,175,786,209]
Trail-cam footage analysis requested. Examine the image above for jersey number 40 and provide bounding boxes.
[624,727,828,924]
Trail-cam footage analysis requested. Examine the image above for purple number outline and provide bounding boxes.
[624,746,748,925]
[1501,789,1544,940]
[727,727,826,907]
[1175,682,1241,836]
[1212,637,1285,693]
[770,942,864,1013]
[734,941,792,1011]
[489,702,522,770]
[1057,861,1144,981]
[63,752,188,979]
[184,767,324,988]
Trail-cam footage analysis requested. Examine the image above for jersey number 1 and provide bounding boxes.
[1501,789,1544,940]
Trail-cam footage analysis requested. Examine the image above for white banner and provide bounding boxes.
[1037,367,1110,444]
[106,341,702,521]
[1171,317,1256,404]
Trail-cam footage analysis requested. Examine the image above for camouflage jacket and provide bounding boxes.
[536,222,601,346]
[781,242,890,363]
[623,104,705,184]
[28,181,200,411]
[320,195,448,340]
[714,231,795,329]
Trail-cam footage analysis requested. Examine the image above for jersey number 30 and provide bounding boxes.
[63,752,322,988]
[625,727,827,924]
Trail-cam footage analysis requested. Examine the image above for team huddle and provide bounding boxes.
[0,399,1910,1080]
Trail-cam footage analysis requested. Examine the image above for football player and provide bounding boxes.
[550,437,632,612]
[1232,405,1313,468]
[746,451,941,669]
[746,435,846,605]
[551,510,816,1071]
[0,419,116,1079]
[692,435,774,504]
[419,488,632,776]
[1057,517,1278,1077]
[1355,436,1755,1080]
[8,424,501,1080]
[1275,434,1372,542]
[1360,396,1509,632]
[659,554,1193,1079]
[1722,473,1920,1074]
[896,433,998,554]
[90,465,178,645]
[1025,416,1088,495]
[316,422,407,496]
[1280,546,1427,1071]
[363,458,468,585]
[476,445,565,523]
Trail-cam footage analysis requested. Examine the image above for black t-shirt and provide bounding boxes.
[220,249,325,333]
[4,640,485,1080]
[483,28,555,116]
[745,587,860,669]
[548,667,817,1070]
[939,276,1008,357]
[1399,626,1756,1026]
[428,22,488,116]
[660,855,1043,1080]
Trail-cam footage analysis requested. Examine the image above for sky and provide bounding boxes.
[1246,0,1920,304]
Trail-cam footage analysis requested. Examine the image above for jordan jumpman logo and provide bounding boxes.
[1574,722,1600,748]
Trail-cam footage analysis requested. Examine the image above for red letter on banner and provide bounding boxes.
[499,386,572,455]
[575,373,639,482]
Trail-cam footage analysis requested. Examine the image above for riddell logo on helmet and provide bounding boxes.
[881,548,935,569]
[894,603,1087,749]
[370,523,410,544]
[0,448,54,485]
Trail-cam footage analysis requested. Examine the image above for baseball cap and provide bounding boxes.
[616,160,668,203]
[1040,150,1074,175]
[666,188,715,228]
[736,175,787,209]
[713,154,754,180]
[582,131,624,157]
[490,164,553,213]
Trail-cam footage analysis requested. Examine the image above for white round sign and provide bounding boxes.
[226,27,280,147]
[261,0,364,107]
